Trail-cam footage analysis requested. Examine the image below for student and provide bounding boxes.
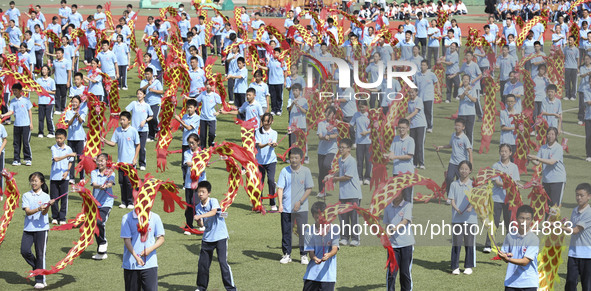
[225,44,241,104]
[383,191,415,290]
[541,84,562,131]
[302,201,339,291]
[579,54,591,127]
[261,48,287,115]
[457,74,478,145]
[499,95,518,157]
[113,34,130,90]
[350,100,372,184]
[415,60,438,132]
[35,65,56,138]
[96,40,119,82]
[65,96,86,183]
[249,70,270,112]
[385,119,415,202]
[287,83,308,145]
[90,153,115,260]
[69,73,86,98]
[435,118,473,201]
[84,59,105,102]
[527,127,567,207]
[176,99,199,181]
[483,144,520,253]
[52,47,71,114]
[195,82,221,148]
[460,50,483,121]
[0,120,6,186]
[255,113,278,211]
[277,147,313,264]
[194,181,237,291]
[565,36,580,102]
[120,206,165,291]
[139,68,164,141]
[407,88,427,169]
[439,42,460,103]
[316,106,338,198]
[496,45,517,96]
[498,205,539,290]
[101,111,140,209]
[125,89,153,171]
[50,128,75,225]
[533,64,550,118]
[182,133,207,235]
[449,160,476,275]
[583,55,591,161]
[1,83,33,166]
[227,57,248,118]
[563,183,591,290]
[21,172,54,290]
[223,88,264,127]
[188,57,206,98]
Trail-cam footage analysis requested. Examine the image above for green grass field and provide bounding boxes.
[0,3,588,290]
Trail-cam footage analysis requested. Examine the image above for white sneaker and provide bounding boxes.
[352,144,357,149]
[427,128,433,133]
[301,255,309,265]
[183,231,192,235]
[363,179,370,185]
[464,268,473,275]
[146,138,154,142]
[59,221,66,225]
[140,166,146,171]
[25,160,32,166]
[34,283,45,289]
[445,100,450,103]
[304,158,310,164]
[586,157,591,162]
[349,240,360,247]
[277,112,282,116]
[37,134,44,138]
[92,253,108,260]
[271,205,278,211]
[47,134,55,138]
[316,192,326,198]
[52,219,58,224]
[229,100,234,104]
[446,199,452,205]
[98,243,108,253]
[279,254,292,264]
[69,179,75,184]
[198,226,205,232]
[455,97,460,100]
[122,87,129,91]
[127,204,134,209]
[339,239,348,246]
[578,121,584,125]
[452,268,460,275]
[119,204,127,209]
[270,111,276,116]
[483,247,492,253]
[12,161,20,166]
[54,111,62,115]
[419,165,426,169]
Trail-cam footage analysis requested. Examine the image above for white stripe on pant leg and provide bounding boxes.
[27,129,32,160]
[410,246,414,291]
[42,231,47,284]
[421,127,426,166]
[226,239,235,287]
[472,234,476,268]
[559,183,565,206]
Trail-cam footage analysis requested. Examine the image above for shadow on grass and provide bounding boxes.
[163,223,186,234]
[242,249,283,261]
[412,258,450,273]
[48,273,76,289]
[184,243,201,255]
[157,271,196,291]
[0,271,28,285]
[337,283,386,290]
[0,271,76,289]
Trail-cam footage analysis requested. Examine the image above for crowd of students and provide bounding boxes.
[1,0,591,290]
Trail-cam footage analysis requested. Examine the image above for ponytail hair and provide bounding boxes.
[29,172,49,194]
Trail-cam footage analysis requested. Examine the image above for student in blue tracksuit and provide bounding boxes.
[1,83,33,166]
[182,134,206,235]
[255,113,278,210]
[563,183,591,291]
[436,118,473,201]
[21,172,54,290]
[49,129,75,225]
[527,127,567,207]
[90,153,115,260]
[385,119,415,202]
[65,95,86,183]
[125,89,153,171]
[176,99,199,182]
[384,193,415,291]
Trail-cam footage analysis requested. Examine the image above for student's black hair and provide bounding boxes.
[499,143,512,153]
[72,4,78,9]
[229,32,237,41]
[187,133,199,144]
[52,16,59,21]
[96,153,110,165]
[197,181,212,193]
[534,41,541,46]
[189,45,198,51]
[20,43,28,50]
[12,83,23,91]
[116,34,124,42]
[576,183,591,195]
[357,99,368,107]
[186,99,198,108]
[120,111,132,120]
[101,40,110,46]
[274,47,282,53]
[259,113,274,134]
[29,172,49,194]
[311,201,327,218]
[458,160,472,171]
[199,15,205,21]
[9,1,16,5]
[144,67,153,74]
[405,30,412,35]
[187,32,194,38]
[55,128,68,137]
[289,147,304,159]
[127,4,133,8]
[97,4,103,9]
[136,88,146,95]
[339,138,353,148]
[40,64,51,77]
[454,117,465,125]
[116,24,123,30]
[73,72,83,79]
[516,205,534,218]
[420,60,429,67]
[398,118,410,127]
[71,95,82,103]
[246,87,256,95]
[291,83,303,91]
[237,57,245,63]
[547,126,558,138]
[325,106,336,116]
[545,84,557,92]
[483,24,490,30]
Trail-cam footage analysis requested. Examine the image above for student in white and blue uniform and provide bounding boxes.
[97,40,118,82]
[316,107,338,196]
[407,88,427,169]
[113,34,130,90]
[121,208,165,291]
[334,138,362,246]
[499,95,519,156]
[499,205,539,291]
[350,100,372,184]
[565,36,581,102]
[249,70,270,112]
[541,85,562,129]
[237,88,264,126]
[436,118,473,196]
[0,123,6,186]
[178,99,200,182]
[196,84,222,148]
[416,60,438,131]
[182,133,206,233]
[6,20,22,54]
[255,113,278,209]
[20,172,52,289]
[139,68,163,141]
[89,153,115,261]
[229,57,249,117]
[528,127,567,207]
[194,181,236,291]
[383,194,415,291]
[94,5,106,30]
[449,161,477,275]
[266,49,287,115]
[460,51,483,120]
[2,83,33,166]
[303,201,339,291]
[442,42,460,102]
[188,57,206,98]
[386,119,415,202]
[426,20,441,67]
[125,89,153,171]
[65,95,86,182]
[457,74,478,145]
[49,128,74,225]
[35,65,56,138]
[85,59,105,102]
[484,144,520,252]
[277,147,313,264]
[103,112,140,209]
[564,183,591,290]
